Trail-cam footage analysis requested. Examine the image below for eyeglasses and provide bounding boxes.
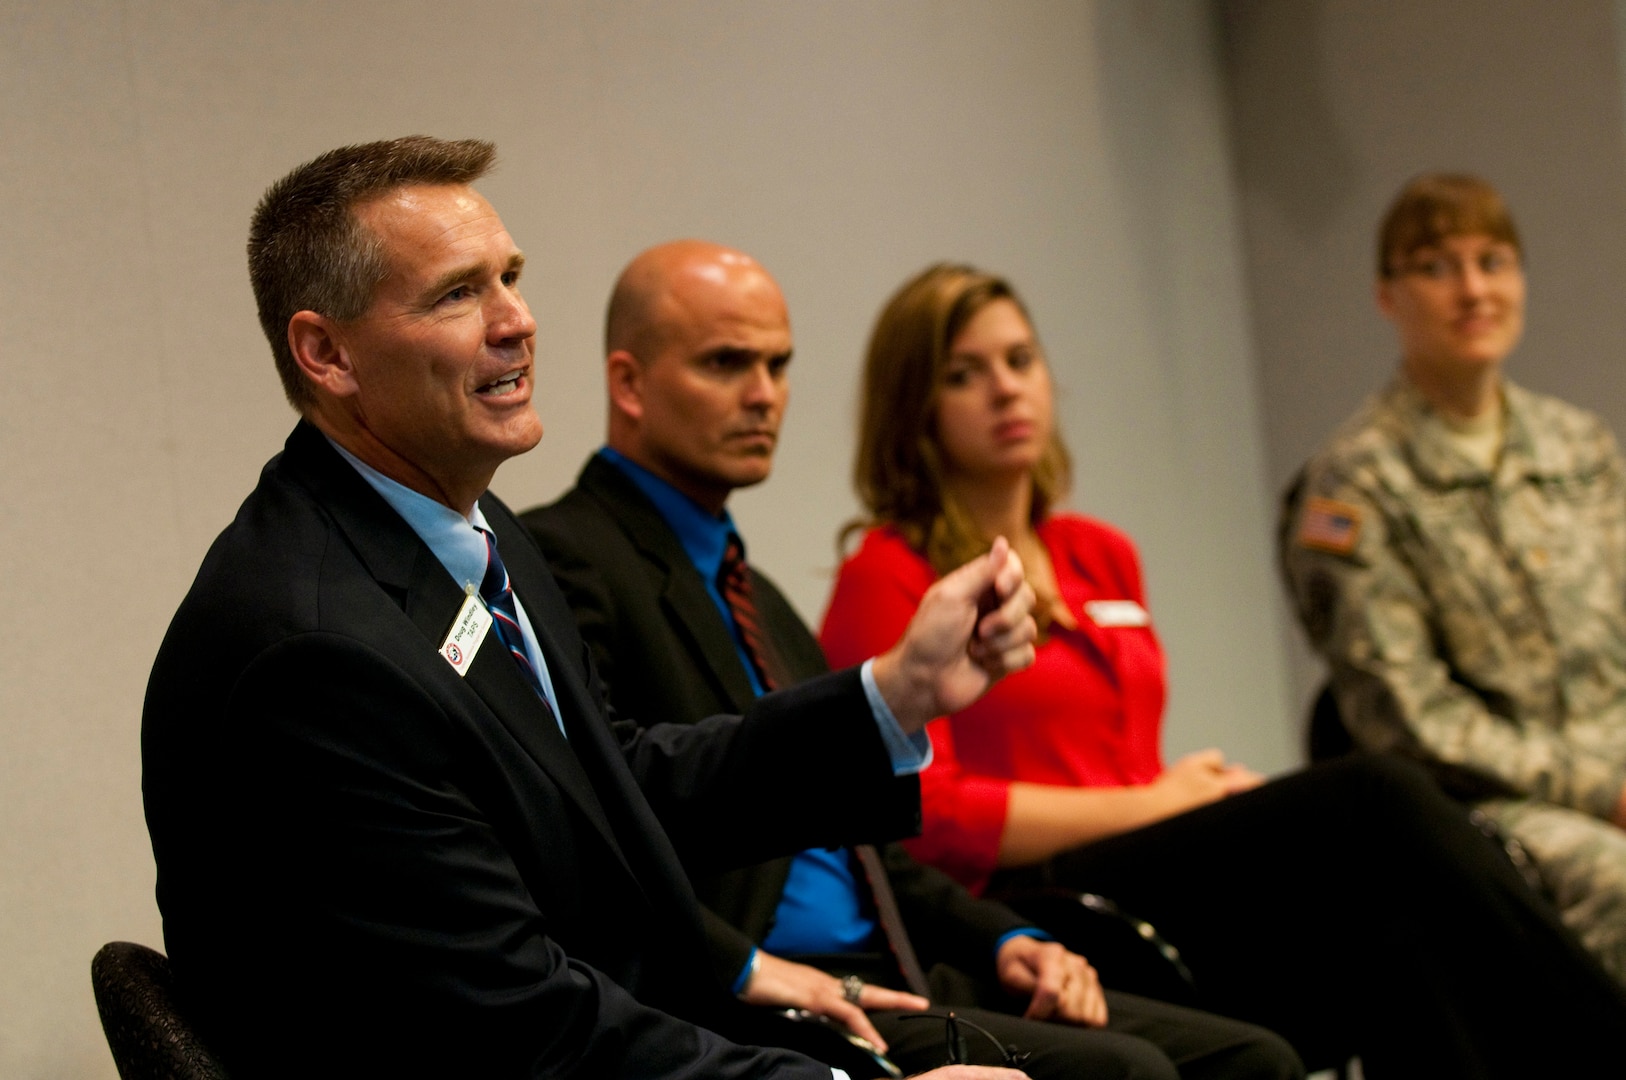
[1388,247,1520,282]
[897,1010,1029,1068]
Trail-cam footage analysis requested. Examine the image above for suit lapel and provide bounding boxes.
[580,457,757,710]
[571,466,923,977]
[570,460,801,944]
[401,544,625,852]
[662,561,758,709]
[483,503,621,746]
[280,424,629,865]
[484,502,681,918]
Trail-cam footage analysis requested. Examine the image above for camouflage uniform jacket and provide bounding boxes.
[1280,376,1626,820]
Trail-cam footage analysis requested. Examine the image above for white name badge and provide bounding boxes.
[440,589,494,677]
[1084,599,1150,628]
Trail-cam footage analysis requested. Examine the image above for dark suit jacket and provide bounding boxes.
[141,423,922,1079]
[521,454,1028,991]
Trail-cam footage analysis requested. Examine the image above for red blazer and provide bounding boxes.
[820,517,1165,892]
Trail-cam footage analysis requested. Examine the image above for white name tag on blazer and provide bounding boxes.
[1084,600,1150,628]
[440,588,494,677]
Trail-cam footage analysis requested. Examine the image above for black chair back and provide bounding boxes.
[91,941,228,1080]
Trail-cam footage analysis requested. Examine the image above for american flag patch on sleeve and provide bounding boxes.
[1296,496,1362,556]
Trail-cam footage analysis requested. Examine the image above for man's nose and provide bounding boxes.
[489,288,538,343]
[741,362,782,406]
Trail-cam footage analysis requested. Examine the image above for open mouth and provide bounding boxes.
[477,370,525,396]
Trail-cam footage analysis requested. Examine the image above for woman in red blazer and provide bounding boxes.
[818,263,1626,1079]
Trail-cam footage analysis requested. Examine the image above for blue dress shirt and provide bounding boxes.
[598,451,1050,974]
[598,448,906,974]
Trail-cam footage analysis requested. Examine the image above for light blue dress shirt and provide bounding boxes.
[329,438,564,733]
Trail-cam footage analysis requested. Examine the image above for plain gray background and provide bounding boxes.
[3,2,1625,1074]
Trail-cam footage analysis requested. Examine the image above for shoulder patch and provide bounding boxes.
[1296,496,1362,556]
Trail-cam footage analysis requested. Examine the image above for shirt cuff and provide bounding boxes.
[994,927,1054,961]
[832,1071,850,1080]
[730,947,760,995]
[860,658,932,775]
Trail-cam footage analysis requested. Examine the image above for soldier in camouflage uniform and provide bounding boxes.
[1280,174,1626,984]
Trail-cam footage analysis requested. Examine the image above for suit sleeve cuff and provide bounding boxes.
[994,927,1055,963]
[861,658,932,775]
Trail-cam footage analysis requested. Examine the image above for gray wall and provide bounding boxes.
[1221,0,1626,709]
[23,1,1625,1074]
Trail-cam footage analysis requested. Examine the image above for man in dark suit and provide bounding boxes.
[140,137,1042,1080]
[521,240,1302,1080]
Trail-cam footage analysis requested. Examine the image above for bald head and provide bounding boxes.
[605,240,774,356]
[602,240,793,514]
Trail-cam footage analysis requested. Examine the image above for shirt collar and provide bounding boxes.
[327,436,492,592]
[597,446,738,579]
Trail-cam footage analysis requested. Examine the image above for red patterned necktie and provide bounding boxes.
[718,533,789,691]
[720,534,928,995]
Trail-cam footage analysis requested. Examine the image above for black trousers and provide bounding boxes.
[991,756,1626,1079]
[804,952,1301,1080]
[871,988,1301,1080]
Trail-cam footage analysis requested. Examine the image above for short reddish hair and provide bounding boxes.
[1377,173,1521,278]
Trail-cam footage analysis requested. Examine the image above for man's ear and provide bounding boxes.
[288,311,360,398]
[605,349,646,422]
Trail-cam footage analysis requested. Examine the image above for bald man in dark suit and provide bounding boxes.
[523,239,1302,1080]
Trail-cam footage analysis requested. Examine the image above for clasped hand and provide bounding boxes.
[1153,748,1264,818]
[995,935,1108,1028]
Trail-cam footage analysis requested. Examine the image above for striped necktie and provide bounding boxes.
[477,526,550,708]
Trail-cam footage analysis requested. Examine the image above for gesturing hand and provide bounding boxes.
[872,537,1038,734]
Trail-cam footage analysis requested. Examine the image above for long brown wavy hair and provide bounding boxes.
[846,263,1071,577]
